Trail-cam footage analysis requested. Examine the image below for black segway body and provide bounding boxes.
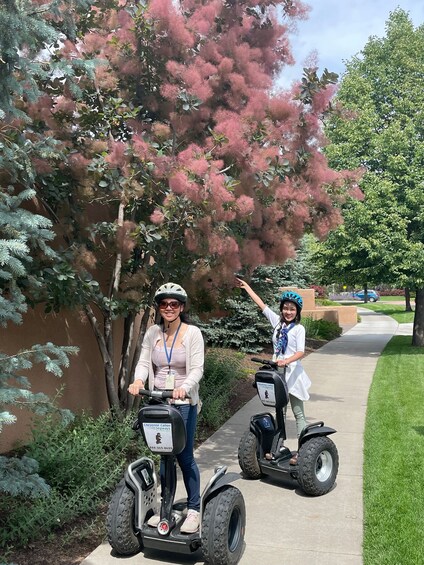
[107,390,246,564]
[238,358,339,496]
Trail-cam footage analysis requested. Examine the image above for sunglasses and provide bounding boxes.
[158,300,182,310]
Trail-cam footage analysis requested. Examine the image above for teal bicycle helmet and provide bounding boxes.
[279,290,303,310]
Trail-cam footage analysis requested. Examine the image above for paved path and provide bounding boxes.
[83,309,409,565]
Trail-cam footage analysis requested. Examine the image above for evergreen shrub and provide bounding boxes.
[197,298,271,352]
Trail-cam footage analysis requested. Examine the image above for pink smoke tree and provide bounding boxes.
[1,0,356,415]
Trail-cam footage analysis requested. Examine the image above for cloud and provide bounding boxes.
[278,0,424,87]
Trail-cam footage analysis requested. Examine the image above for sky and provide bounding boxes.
[278,0,424,88]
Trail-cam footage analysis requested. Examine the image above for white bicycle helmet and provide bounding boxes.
[154,282,188,304]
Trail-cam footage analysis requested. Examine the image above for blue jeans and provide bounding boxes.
[160,403,200,512]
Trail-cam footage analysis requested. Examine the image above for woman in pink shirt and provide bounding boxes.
[128,283,204,533]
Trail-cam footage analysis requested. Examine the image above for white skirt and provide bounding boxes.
[284,361,311,401]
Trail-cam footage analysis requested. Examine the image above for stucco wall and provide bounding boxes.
[280,287,358,327]
[1,305,112,453]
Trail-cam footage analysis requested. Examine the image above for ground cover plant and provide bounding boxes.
[0,411,141,553]
[363,336,424,565]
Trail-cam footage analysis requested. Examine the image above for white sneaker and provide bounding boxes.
[147,514,160,527]
[180,509,200,534]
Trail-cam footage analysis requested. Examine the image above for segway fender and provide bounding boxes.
[299,424,336,447]
[125,457,158,531]
[201,466,241,506]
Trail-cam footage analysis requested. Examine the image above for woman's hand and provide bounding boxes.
[173,387,187,400]
[277,359,288,367]
[128,379,144,396]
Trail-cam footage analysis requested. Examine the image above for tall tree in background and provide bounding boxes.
[1,0,354,416]
[322,8,424,345]
[312,178,407,294]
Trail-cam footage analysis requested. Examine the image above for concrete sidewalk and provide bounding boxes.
[82,309,404,565]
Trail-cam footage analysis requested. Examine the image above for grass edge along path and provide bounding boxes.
[360,302,414,324]
[363,336,424,565]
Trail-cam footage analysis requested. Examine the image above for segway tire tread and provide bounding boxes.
[238,430,262,479]
[106,478,142,555]
[297,436,339,496]
[201,486,245,565]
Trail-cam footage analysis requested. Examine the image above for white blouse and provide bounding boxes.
[262,306,311,401]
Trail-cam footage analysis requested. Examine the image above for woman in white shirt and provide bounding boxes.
[236,278,311,464]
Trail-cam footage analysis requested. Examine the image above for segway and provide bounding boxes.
[238,358,339,496]
[107,389,246,565]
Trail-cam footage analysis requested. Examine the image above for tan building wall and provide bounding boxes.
[303,305,358,326]
[280,287,358,327]
[1,305,112,453]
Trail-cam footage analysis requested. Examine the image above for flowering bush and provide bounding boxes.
[377,288,404,296]
[310,285,327,298]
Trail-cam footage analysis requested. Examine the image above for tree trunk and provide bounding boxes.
[118,312,135,411]
[404,287,413,312]
[121,284,157,416]
[364,282,369,303]
[412,288,424,347]
[84,304,121,415]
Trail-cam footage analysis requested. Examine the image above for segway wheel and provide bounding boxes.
[201,486,246,565]
[106,478,142,555]
[296,436,339,496]
[238,430,263,479]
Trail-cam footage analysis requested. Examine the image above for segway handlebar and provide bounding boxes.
[137,389,191,400]
[250,357,279,370]
[137,389,175,399]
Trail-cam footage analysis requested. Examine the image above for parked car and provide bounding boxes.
[353,289,380,302]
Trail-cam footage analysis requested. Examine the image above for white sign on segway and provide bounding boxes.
[142,422,173,452]
[257,382,276,406]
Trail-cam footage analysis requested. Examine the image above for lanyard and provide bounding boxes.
[163,322,182,370]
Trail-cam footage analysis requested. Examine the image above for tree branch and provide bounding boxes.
[84,303,120,412]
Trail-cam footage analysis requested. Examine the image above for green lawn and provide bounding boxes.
[360,302,414,323]
[379,295,408,302]
[363,336,424,565]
